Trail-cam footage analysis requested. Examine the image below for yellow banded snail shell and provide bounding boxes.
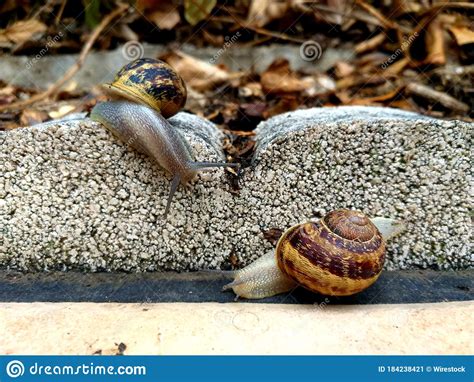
[90,58,237,217]
[224,209,404,299]
[102,57,187,118]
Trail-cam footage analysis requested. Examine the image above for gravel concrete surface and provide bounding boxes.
[0,106,472,271]
[240,107,472,270]
[0,113,235,271]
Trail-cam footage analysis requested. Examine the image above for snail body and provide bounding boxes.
[224,209,404,299]
[91,58,237,217]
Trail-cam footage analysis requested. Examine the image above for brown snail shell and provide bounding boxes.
[102,58,187,118]
[224,209,403,299]
[276,209,385,296]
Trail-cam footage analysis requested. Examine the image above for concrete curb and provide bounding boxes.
[0,270,472,304]
[1,106,472,271]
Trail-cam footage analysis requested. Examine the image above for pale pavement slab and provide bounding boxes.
[0,301,472,355]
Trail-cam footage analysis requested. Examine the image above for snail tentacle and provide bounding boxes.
[190,161,239,170]
[164,174,181,218]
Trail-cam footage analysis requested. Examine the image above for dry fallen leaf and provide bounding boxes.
[424,17,446,65]
[20,109,49,126]
[449,26,474,46]
[220,102,240,124]
[48,104,76,119]
[240,102,267,118]
[334,61,355,78]
[348,87,402,103]
[263,96,300,119]
[384,56,410,75]
[161,51,238,91]
[202,30,224,45]
[325,0,346,25]
[0,19,47,47]
[247,0,289,27]
[388,98,418,111]
[261,59,316,95]
[147,2,181,30]
[0,85,17,105]
[355,33,385,54]
[0,84,16,96]
[392,0,422,15]
[0,120,19,130]
[238,82,264,98]
[312,75,337,94]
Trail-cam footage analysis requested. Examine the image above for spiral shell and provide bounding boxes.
[103,58,187,118]
[276,209,385,296]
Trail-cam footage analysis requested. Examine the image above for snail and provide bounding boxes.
[90,58,237,217]
[223,209,404,299]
